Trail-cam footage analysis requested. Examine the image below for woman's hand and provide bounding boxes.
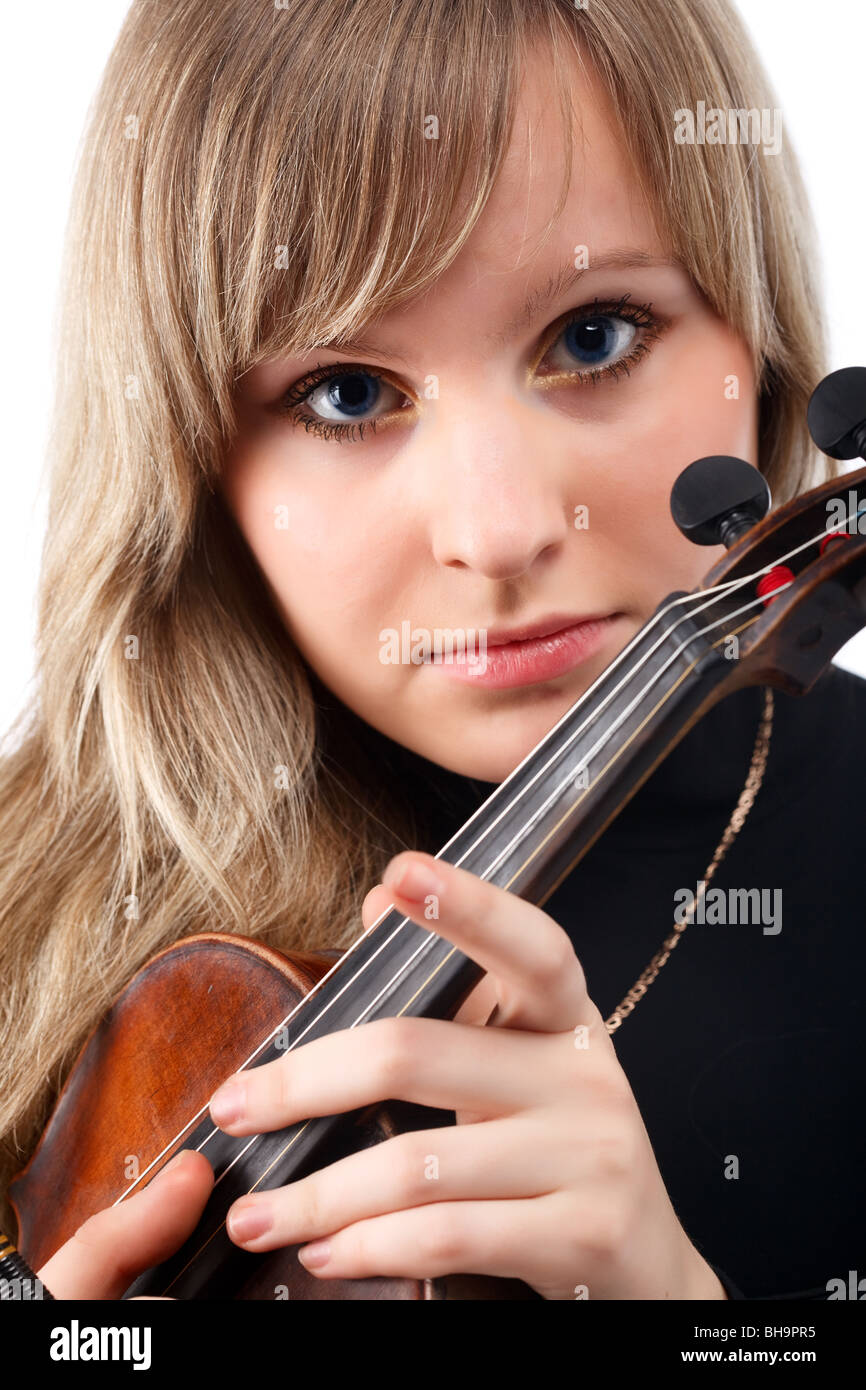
[209,851,727,1301]
[35,1149,214,1299]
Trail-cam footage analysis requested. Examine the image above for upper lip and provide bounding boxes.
[482,612,616,647]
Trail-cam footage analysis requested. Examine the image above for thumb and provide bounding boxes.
[37,1148,214,1300]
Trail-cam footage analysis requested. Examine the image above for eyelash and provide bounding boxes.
[278,294,665,444]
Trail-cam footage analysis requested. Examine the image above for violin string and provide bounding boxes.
[114,504,860,1207]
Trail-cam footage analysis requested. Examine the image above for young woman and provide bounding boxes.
[2,0,863,1301]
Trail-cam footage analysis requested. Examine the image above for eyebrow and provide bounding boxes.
[315,250,683,363]
[484,250,683,349]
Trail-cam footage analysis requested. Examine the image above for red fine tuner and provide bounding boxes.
[819,531,850,556]
[756,566,795,605]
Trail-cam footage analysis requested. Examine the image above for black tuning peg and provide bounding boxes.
[670,455,771,549]
[807,367,866,460]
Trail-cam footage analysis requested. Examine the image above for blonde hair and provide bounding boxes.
[0,0,831,1237]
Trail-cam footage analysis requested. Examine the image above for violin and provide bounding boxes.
[8,368,866,1301]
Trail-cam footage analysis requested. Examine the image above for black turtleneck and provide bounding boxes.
[434,661,866,1300]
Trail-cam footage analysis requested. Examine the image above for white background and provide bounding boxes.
[2,1,865,736]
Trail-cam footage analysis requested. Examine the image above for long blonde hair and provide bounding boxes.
[0,0,831,1236]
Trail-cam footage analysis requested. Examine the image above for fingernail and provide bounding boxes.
[384,856,444,901]
[210,1078,245,1126]
[228,1201,272,1243]
[298,1239,331,1269]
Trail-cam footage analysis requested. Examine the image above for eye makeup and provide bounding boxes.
[276,291,668,443]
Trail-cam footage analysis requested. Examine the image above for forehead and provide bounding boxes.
[464,43,669,281]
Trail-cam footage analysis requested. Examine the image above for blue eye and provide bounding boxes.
[548,314,638,373]
[538,296,663,384]
[307,371,395,420]
[280,365,406,441]
[562,316,632,365]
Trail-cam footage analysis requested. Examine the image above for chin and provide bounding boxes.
[419,725,549,784]
[423,679,594,780]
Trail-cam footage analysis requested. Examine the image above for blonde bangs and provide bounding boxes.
[222,3,576,374]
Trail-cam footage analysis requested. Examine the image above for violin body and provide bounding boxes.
[8,933,537,1300]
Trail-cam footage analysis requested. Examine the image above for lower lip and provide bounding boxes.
[428,615,622,690]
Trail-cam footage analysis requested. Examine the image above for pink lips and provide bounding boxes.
[431,614,623,690]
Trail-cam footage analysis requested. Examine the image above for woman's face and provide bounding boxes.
[220,50,758,782]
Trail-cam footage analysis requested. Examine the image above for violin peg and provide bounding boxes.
[807,366,866,461]
[670,455,770,548]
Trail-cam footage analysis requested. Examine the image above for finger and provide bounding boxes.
[38,1149,214,1300]
[209,1016,572,1135]
[452,972,500,1027]
[381,851,594,1032]
[225,1112,571,1252]
[364,883,497,1027]
[292,1195,569,1288]
[361,883,394,931]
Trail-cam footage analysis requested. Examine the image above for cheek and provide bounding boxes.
[652,329,759,472]
[221,448,413,667]
[589,326,758,602]
[225,468,339,625]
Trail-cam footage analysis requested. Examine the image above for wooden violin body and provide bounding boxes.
[9,933,537,1300]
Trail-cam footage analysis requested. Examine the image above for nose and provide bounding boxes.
[426,395,570,581]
